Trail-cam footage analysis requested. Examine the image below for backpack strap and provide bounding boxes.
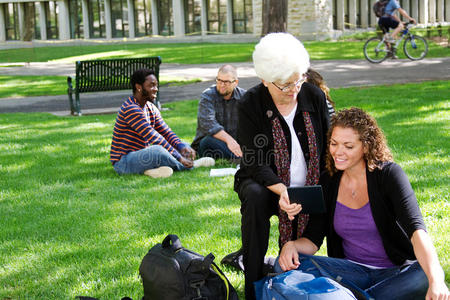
[161,234,182,252]
[211,262,230,300]
[187,253,216,300]
[190,280,208,300]
[202,253,215,267]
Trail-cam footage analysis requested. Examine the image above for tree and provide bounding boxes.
[261,0,288,36]
[23,2,35,41]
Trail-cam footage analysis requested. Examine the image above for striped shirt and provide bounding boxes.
[110,96,186,164]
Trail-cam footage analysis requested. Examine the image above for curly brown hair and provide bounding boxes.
[325,107,393,175]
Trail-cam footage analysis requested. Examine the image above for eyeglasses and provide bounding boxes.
[216,77,236,85]
[271,76,306,92]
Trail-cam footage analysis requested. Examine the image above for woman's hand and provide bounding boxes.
[411,229,449,300]
[278,241,300,271]
[266,183,302,220]
[426,280,449,300]
[279,189,302,220]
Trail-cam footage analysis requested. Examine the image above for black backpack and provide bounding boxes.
[373,0,389,18]
[139,234,239,300]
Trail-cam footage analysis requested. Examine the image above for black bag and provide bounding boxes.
[373,0,389,18]
[139,234,239,300]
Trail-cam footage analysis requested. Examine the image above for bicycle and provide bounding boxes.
[363,21,428,63]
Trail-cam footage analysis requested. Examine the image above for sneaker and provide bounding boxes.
[143,166,173,178]
[220,248,276,274]
[193,157,215,168]
[384,33,396,43]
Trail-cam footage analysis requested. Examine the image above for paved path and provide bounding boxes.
[0,57,449,115]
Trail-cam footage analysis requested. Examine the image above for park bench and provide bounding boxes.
[67,56,162,115]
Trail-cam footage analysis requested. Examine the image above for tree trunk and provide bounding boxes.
[261,0,288,36]
[23,2,34,41]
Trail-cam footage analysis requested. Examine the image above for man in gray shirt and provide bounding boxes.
[191,65,246,161]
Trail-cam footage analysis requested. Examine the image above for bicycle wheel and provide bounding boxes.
[364,37,389,63]
[403,35,428,60]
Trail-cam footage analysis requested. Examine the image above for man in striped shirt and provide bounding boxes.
[110,69,214,178]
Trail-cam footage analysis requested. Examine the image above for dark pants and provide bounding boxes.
[238,178,279,300]
[198,136,240,160]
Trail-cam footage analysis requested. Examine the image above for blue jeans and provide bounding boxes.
[113,145,188,175]
[274,254,428,300]
[198,136,239,160]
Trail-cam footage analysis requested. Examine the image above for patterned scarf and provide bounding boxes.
[271,111,320,246]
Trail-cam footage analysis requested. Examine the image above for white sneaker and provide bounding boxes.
[193,157,215,168]
[144,166,173,178]
[385,34,396,43]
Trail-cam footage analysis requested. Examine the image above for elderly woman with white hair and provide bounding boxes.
[233,33,330,300]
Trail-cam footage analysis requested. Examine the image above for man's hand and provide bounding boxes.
[180,146,196,161]
[279,189,302,220]
[226,139,243,157]
[410,17,417,24]
[278,241,300,271]
[179,156,194,168]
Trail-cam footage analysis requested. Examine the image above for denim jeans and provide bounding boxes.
[198,136,239,160]
[113,145,188,175]
[274,254,428,300]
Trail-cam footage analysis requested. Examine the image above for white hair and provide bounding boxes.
[252,32,310,83]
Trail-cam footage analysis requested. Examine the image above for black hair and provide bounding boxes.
[130,69,155,93]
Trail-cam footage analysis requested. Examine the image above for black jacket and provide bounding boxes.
[303,162,427,266]
[234,82,330,190]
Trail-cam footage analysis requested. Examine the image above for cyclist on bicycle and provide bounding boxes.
[378,0,416,49]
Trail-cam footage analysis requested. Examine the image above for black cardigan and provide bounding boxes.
[303,162,427,266]
[234,82,330,190]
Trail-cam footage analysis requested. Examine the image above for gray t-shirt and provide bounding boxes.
[191,85,246,150]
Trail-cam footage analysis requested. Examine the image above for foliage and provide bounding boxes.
[0,81,449,299]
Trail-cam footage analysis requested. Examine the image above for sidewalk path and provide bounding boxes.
[1,58,449,115]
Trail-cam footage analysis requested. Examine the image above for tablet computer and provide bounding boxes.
[287,185,326,214]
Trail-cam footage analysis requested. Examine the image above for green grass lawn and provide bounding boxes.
[0,75,201,98]
[0,40,448,64]
[0,81,449,299]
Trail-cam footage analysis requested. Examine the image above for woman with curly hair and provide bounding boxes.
[276,107,449,299]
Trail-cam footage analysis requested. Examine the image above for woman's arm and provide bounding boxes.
[237,89,282,186]
[278,238,319,271]
[411,229,449,300]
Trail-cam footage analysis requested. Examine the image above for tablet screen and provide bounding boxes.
[287,185,326,214]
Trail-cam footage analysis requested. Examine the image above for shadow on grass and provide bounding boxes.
[0,112,244,298]
[1,80,449,297]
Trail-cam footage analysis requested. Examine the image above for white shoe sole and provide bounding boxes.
[144,166,173,178]
[193,157,215,168]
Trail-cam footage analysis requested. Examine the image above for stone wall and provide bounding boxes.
[253,0,333,40]
[252,0,263,37]
[287,0,333,40]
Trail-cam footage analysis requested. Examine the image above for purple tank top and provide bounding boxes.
[334,201,396,268]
